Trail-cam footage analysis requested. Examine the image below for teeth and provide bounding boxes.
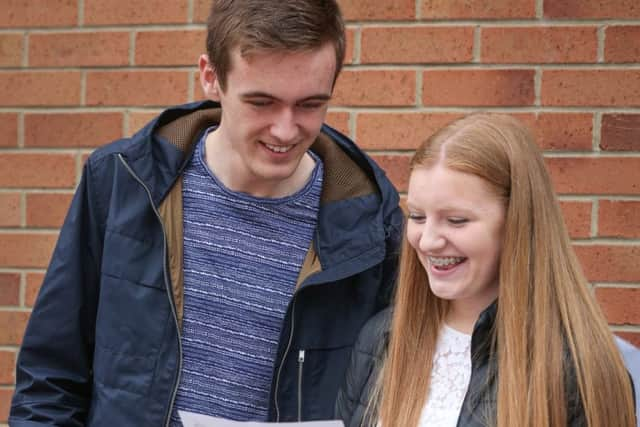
[265,143,293,153]
[428,256,465,267]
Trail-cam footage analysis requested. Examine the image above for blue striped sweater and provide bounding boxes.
[170,130,323,424]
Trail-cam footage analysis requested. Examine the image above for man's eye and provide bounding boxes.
[248,100,271,107]
[448,217,468,225]
[299,102,324,110]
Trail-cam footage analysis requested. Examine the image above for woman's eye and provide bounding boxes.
[408,213,426,223]
[448,217,468,225]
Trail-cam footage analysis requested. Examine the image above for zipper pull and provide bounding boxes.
[298,350,305,363]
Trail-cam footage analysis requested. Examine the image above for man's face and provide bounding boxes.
[199,42,336,197]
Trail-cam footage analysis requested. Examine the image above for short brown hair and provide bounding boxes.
[206,0,345,91]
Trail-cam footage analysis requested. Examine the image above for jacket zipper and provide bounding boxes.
[117,154,183,427]
[273,226,385,420]
[297,350,305,421]
[274,227,323,421]
[273,297,297,422]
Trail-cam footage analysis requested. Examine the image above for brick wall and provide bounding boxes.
[1,0,639,423]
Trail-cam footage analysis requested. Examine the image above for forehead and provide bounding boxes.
[225,43,337,95]
[407,165,502,212]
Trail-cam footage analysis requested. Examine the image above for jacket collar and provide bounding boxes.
[471,299,498,366]
[123,101,401,277]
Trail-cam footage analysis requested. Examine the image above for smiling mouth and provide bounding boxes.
[428,256,466,270]
[263,142,294,153]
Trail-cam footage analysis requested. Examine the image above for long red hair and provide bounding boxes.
[370,114,635,427]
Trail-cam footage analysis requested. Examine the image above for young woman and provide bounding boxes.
[336,114,636,427]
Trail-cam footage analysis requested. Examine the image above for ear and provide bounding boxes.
[199,54,220,101]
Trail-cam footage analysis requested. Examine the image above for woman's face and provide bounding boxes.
[406,164,506,311]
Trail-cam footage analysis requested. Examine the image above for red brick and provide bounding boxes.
[193,0,211,23]
[135,30,205,66]
[370,154,412,192]
[357,112,590,152]
[559,201,592,239]
[29,32,129,67]
[0,388,13,422]
[333,70,415,107]
[128,111,161,136]
[0,273,20,306]
[325,111,350,136]
[25,113,123,148]
[0,33,23,67]
[598,201,640,239]
[542,70,640,107]
[482,27,597,63]
[85,0,188,25]
[0,311,30,345]
[26,193,73,228]
[0,114,18,147]
[595,287,640,324]
[576,245,640,283]
[344,28,355,65]
[615,331,640,348]
[601,114,640,151]
[356,112,462,150]
[25,273,45,308]
[0,72,81,107]
[0,154,75,189]
[531,113,593,151]
[339,0,415,21]
[1,0,77,28]
[545,0,640,19]
[422,0,535,19]
[86,71,189,107]
[423,70,535,106]
[0,351,16,384]
[0,194,21,227]
[546,158,640,195]
[361,26,473,64]
[0,233,58,268]
[606,26,640,63]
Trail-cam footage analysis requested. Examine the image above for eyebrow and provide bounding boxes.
[405,203,477,214]
[240,91,332,103]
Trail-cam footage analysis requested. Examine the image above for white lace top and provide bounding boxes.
[418,325,473,427]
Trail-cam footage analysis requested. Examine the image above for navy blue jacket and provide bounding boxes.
[10,101,404,426]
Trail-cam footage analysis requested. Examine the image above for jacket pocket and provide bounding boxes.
[101,230,165,289]
[93,344,156,396]
[96,231,171,356]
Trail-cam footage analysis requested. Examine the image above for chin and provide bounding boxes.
[428,285,459,301]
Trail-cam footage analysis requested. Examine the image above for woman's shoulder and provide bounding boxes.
[353,308,392,359]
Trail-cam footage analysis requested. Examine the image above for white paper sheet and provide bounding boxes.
[178,411,344,427]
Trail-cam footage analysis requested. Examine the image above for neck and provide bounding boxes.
[445,298,495,335]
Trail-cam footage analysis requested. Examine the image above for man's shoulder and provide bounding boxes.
[88,137,139,163]
[87,100,218,167]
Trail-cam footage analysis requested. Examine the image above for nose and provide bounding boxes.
[418,221,446,253]
[270,108,299,143]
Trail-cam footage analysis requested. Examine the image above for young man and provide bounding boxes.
[9,1,403,426]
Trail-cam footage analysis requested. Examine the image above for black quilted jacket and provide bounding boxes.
[335,302,593,427]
